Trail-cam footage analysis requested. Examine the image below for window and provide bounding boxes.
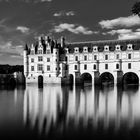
[116,64,119,69]
[84,64,87,70]
[105,64,108,69]
[38,56,43,61]
[116,54,119,59]
[31,58,34,62]
[74,65,78,70]
[105,55,108,60]
[128,54,131,59]
[94,55,97,60]
[47,65,50,71]
[31,50,34,55]
[65,65,68,70]
[84,55,87,61]
[56,59,57,62]
[38,64,43,71]
[47,58,50,62]
[128,63,131,69]
[47,50,50,54]
[38,50,43,54]
[31,66,34,71]
[93,64,96,70]
[75,56,78,61]
[65,56,68,61]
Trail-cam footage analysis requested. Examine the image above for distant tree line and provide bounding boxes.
[0,65,23,74]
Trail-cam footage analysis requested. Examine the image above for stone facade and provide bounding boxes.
[23,36,140,85]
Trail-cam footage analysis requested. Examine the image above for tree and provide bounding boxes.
[132,2,140,16]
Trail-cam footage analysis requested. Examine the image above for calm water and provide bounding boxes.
[0,85,140,140]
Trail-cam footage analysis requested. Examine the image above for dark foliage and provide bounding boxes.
[0,65,23,74]
[132,2,140,16]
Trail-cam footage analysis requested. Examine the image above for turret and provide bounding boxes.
[45,36,50,44]
[61,36,65,48]
[53,40,59,77]
[23,44,28,77]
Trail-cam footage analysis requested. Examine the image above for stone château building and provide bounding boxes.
[23,35,140,85]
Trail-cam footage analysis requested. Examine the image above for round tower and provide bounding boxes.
[61,36,65,48]
[52,40,59,77]
[23,44,28,77]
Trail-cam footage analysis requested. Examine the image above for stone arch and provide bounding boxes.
[80,72,92,85]
[9,78,16,86]
[99,72,114,85]
[38,75,43,87]
[68,74,74,85]
[123,72,139,85]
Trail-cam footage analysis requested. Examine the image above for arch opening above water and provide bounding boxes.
[100,72,114,85]
[123,72,139,85]
[38,75,43,87]
[80,73,92,85]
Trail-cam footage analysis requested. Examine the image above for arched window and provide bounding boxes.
[93,64,96,70]
[116,64,119,69]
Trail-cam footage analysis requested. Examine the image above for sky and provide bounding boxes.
[0,0,139,65]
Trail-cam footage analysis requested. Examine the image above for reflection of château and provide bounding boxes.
[23,36,140,85]
[23,85,140,135]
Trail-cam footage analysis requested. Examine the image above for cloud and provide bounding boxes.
[16,26,30,34]
[53,11,75,17]
[103,28,140,40]
[53,23,93,35]
[99,15,140,29]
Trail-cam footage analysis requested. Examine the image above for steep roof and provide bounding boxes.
[66,39,140,53]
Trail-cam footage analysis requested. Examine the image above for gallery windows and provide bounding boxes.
[47,65,50,71]
[128,54,131,59]
[128,63,131,69]
[31,66,34,71]
[84,64,87,70]
[105,55,108,60]
[94,55,97,60]
[105,64,108,69]
[31,58,34,63]
[84,55,87,61]
[74,65,78,70]
[116,64,119,69]
[75,56,78,61]
[93,64,96,70]
[38,56,43,61]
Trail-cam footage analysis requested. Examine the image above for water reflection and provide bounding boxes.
[24,84,140,138]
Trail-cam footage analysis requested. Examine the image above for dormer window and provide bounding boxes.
[74,47,79,53]
[104,45,109,51]
[93,46,98,52]
[115,45,121,51]
[31,50,34,55]
[65,48,69,53]
[38,50,43,54]
[127,44,133,50]
[83,47,88,53]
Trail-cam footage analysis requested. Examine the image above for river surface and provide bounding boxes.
[0,85,140,140]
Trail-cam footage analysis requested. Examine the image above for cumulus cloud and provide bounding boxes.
[53,23,93,35]
[53,11,75,17]
[16,26,30,34]
[103,28,140,40]
[99,15,140,29]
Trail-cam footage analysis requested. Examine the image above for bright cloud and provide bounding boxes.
[16,26,30,34]
[53,11,75,17]
[99,15,140,29]
[54,23,93,35]
[103,28,140,40]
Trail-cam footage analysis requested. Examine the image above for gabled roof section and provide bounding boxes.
[65,39,140,53]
